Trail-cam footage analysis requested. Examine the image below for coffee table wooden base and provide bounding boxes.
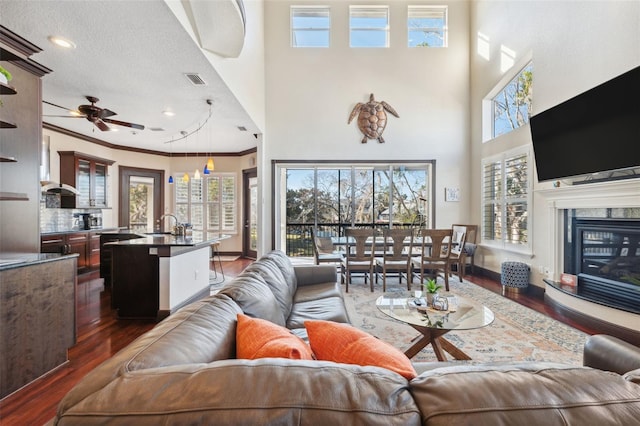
[404,325,472,361]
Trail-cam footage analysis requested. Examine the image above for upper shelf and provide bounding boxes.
[0,82,16,95]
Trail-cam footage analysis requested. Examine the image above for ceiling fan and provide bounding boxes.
[43,96,145,132]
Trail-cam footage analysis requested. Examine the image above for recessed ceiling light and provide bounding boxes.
[48,36,76,49]
[110,128,119,132]
[163,110,175,117]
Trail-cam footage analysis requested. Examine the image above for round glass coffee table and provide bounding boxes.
[376,292,495,361]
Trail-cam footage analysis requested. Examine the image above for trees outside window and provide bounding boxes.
[493,62,533,138]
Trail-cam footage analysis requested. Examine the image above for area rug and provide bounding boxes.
[343,277,588,365]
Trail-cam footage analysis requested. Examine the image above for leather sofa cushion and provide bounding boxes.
[219,271,286,326]
[293,281,343,303]
[261,250,298,292]
[244,258,294,319]
[124,294,242,373]
[286,296,350,329]
[410,362,640,425]
[56,359,421,426]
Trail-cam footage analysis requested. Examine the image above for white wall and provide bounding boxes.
[261,0,471,254]
[43,128,255,252]
[469,1,640,287]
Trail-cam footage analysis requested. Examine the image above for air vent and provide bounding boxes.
[237,126,247,131]
[184,73,207,86]
[148,127,165,132]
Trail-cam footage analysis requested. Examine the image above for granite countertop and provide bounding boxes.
[0,252,79,271]
[105,233,230,248]
[41,227,121,235]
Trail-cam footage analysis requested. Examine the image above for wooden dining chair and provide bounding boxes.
[311,228,343,267]
[411,228,453,291]
[448,225,467,282]
[341,227,376,292]
[375,228,414,291]
[452,224,478,279]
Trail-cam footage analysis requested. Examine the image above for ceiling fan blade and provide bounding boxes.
[99,108,117,119]
[42,115,86,118]
[94,119,110,131]
[103,118,145,130]
[43,100,75,111]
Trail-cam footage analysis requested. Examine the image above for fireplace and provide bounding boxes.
[563,216,640,314]
[537,179,640,331]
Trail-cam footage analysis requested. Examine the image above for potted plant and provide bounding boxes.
[423,278,443,306]
[0,65,12,85]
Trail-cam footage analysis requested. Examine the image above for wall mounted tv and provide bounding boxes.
[530,65,640,182]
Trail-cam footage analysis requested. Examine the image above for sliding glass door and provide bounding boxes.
[275,161,435,257]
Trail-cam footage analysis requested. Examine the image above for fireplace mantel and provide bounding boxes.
[536,178,640,331]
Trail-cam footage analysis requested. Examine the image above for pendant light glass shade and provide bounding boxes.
[194,168,201,179]
[168,175,174,184]
[182,172,190,183]
[207,157,215,171]
[203,164,210,175]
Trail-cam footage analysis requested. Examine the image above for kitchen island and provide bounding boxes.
[105,233,228,320]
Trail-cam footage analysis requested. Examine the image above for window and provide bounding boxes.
[291,6,330,47]
[482,149,530,250]
[175,174,237,239]
[275,161,434,256]
[492,62,533,138]
[408,6,447,47]
[350,5,389,48]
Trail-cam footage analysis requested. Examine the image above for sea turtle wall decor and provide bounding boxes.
[348,93,399,143]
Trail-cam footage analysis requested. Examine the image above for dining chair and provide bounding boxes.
[341,227,376,292]
[375,228,414,291]
[311,228,343,266]
[411,228,453,291]
[448,225,467,282]
[452,224,478,280]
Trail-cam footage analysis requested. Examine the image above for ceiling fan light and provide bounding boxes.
[207,157,215,171]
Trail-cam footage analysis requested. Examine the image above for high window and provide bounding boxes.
[408,5,447,47]
[291,6,330,47]
[175,174,237,239]
[482,149,530,250]
[491,62,533,138]
[350,5,389,48]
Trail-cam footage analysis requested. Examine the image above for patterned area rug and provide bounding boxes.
[343,276,588,365]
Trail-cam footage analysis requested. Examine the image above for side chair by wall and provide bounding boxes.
[451,224,478,280]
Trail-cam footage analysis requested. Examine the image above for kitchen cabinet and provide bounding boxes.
[41,231,89,273]
[58,151,115,208]
[89,231,101,270]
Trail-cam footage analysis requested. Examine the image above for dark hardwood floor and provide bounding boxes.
[0,258,622,425]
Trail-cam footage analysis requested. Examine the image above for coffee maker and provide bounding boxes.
[74,213,92,230]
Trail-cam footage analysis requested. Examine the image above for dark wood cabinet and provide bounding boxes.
[41,231,93,273]
[58,151,114,208]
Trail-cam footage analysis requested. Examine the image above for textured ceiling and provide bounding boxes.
[0,0,259,154]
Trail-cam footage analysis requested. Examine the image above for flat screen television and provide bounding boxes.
[530,65,640,182]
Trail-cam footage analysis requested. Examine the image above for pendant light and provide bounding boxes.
[193,123,202,179]
[205,99,215,173]
[182,131,190,183]
[168,138,174,184]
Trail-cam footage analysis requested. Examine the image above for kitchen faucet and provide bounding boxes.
[159,214,180,235]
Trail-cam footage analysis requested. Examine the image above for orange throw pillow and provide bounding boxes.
[236,314,313,360]
[305,320,417,380]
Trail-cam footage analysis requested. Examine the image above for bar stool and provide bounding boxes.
[210,242,224,280]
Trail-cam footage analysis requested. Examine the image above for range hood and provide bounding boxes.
[41,181,80,195]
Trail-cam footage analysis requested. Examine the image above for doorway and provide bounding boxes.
[243,168,258,259]
[119,167,164,232]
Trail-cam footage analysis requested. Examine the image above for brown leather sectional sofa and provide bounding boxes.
[53,250,640,425]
